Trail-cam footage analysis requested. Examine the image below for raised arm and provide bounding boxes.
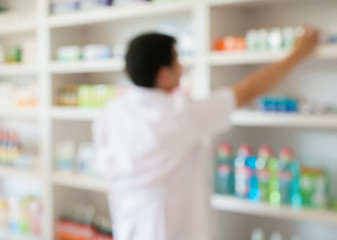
[233,26,319,107]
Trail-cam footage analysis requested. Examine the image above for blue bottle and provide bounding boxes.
[246,156,260,201]
[214,143,234,195]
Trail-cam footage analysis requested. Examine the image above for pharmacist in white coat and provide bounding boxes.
[93,27,319,240]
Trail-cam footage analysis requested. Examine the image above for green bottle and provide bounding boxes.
[267,157,281,205]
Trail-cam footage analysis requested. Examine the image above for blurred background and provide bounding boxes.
[0,0,336,239]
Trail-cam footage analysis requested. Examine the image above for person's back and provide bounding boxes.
[93,30,319,240]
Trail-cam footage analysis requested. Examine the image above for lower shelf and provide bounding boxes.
[211,195,337,226]
[0,231,40,240]
[52,172,107,192]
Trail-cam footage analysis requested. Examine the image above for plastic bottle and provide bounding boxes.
[270,232,283,240]
[214,143,234,195]
[251,228,265,240]
[278,147,294,204]
[267,156,281,205]
[257,145,274,202]
[246,156,260,201]
[268,28,283,51]
[234,144,253,198]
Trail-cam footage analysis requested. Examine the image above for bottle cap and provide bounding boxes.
[279,147,294,161]
[218,143,232,157]
[258,145,273,159]
[238,144,252,157]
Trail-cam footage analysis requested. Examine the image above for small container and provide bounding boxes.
[268,28,283,51]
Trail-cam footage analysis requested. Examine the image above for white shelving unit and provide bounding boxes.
[0,64,37,76]
[0,166,41,179]
[50,59,125,74]
[211,195,337,226]
[209,45,337,66]
[231,110,337,128]
[49,1,193,28]
[0,20,37,35]
[52,172,107,193]
[0,108,39,119]
[51,107,100,121]
[1,0,337,239]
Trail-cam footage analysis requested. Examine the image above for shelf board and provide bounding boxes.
[209,44,337,66]
[49,1,193,28]
[0,64,37,76]
[231,110,337,128]
[0,20,36,35]
[0,166,41,179]
[52,172,107,192]
[0,231,40,240]
[50,55,193,74]
[50,59,125,74]
[0,108,39,119]
[211,195,337,226]
[51,107,101,121]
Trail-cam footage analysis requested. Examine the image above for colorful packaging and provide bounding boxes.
[300,167,329,209]
[214,37,246,52]
[214,143,234,195]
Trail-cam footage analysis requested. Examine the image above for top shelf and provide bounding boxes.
[49,1,193,28]
[209,44,337,66]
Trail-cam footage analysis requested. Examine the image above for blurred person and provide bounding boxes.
[93,27,319,240]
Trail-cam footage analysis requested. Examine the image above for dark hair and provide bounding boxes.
[125,33,176,88]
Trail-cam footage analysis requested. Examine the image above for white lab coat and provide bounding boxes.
[92,86,236,240]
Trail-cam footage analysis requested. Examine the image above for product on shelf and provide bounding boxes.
[57,84,117,108]
[214,25,325,52]
[0,40,36,65]
[251,228,265,240]
[0,195,42,236]
[0,130,36,170]
[258,95,298,113]
[251,228,301,240]
[57,44,113,62]
[300,166,328,209]
[234,144,252,198]
[0,82,38,108]
[214,37,246,52]
[55,204,113,240]
[55,140,97,176]
[215,143,331,210]
[214,143,234,195]
[157,20,195,57]
[50,0,148,14]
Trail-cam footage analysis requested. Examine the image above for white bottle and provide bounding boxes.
[257,29,268,51]
[251,228,265,240]
[268,28,282,51]
[246,29,258,51]
[282,27,295,49]
[270,232,283,240]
